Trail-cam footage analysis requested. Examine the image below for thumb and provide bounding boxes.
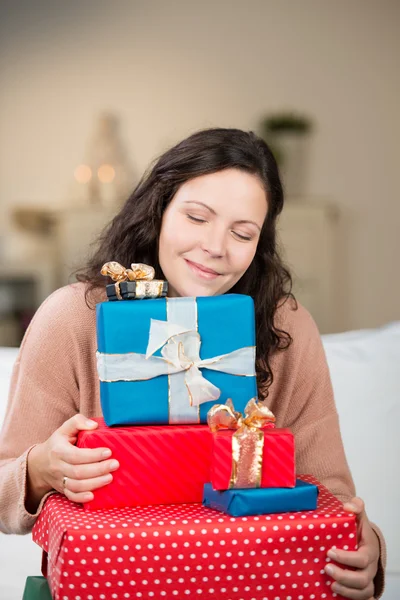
[343,496,366,518]
[58,414,98,437]
[343,496,368,544]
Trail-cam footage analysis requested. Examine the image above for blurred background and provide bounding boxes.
[0,0,399,345]
[0,2,400,598]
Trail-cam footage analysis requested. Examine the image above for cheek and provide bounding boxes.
[159,214,194,258]
[229,241,258,273]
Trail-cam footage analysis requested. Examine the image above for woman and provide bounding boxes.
[0,128,385,598]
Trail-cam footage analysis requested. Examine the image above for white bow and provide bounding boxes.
[97,318,256,408]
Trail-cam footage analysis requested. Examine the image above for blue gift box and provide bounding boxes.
[202,479,319,517]
[96,294,257,426]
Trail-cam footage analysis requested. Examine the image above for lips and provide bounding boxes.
[184,259,221,279]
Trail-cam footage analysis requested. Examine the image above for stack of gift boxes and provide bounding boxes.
[31,263,357,600]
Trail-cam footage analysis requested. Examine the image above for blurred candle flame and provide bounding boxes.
[74,164,92,184]
[98,164,116,183]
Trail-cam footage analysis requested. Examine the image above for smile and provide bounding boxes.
[184,259,221,280]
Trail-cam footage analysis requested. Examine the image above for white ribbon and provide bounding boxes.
[97,297,256,423]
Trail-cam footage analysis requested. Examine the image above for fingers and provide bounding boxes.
[63,472,114,502]
[343,497,366,516]
[328,548,370,570]
[61,458,120,481]
[57,449,119,505]
[61,455,119,504]
[65,474,113,494]
[63,489,94,504]
[330,580,374,599]
[343,496,370,548]
[59,443,113,465]
[45,415,120,505]
[325,562,371,590]
[324,501,378,600]
[58,414,98,437]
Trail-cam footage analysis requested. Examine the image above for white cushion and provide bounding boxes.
[0,347,19,425]
[322,323,400,576]
[0,346,43,598]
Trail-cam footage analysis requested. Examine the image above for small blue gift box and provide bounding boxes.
[202,479,319,517]
[96,294,257,426]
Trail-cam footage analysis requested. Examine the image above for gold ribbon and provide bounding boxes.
[101,262,163,299]
[207,398,276,489]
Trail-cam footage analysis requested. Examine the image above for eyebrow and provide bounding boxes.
[183,201,261,231]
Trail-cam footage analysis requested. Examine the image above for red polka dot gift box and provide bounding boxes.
[32,475,357,600]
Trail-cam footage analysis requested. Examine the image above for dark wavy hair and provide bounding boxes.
[77,128,296,398]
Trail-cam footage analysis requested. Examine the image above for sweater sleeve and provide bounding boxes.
[0,285,84,534]
[267,299,386,598]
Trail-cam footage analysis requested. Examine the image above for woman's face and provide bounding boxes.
[158,168,268,297]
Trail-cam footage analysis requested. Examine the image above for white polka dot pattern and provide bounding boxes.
[32,475,357,600]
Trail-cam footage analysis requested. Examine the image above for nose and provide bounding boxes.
[200,222,227,259]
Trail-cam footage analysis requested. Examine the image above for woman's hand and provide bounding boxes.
[27,414,119,509]
[324,497,380,599]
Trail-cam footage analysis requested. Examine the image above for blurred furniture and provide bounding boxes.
[11,205,117,292]
[2,199,336,345]
[0,275,36,347]
[0,263,55,347]
[0,206,116,346]
[1,323,399,598]
[278,200,338,334]
[53,206,116,287]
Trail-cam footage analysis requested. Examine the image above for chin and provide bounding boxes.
[172,285,216,298]
[171,280,232,298]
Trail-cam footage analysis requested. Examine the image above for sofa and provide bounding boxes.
[0,323,399,599]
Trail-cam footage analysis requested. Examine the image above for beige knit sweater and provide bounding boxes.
[0,283,386,596]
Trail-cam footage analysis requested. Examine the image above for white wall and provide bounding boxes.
[0,0,399,331]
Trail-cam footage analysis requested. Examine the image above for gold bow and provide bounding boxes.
[101,262,155,283]
[101,262,163,300]
[207,398,275,489]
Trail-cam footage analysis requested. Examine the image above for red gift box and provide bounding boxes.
[211,427,296,490]
[33,475,356,600]
[77,418,213,510]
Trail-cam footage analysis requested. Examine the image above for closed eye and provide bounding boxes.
[231,230,252,241]
[187,214,207,223]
